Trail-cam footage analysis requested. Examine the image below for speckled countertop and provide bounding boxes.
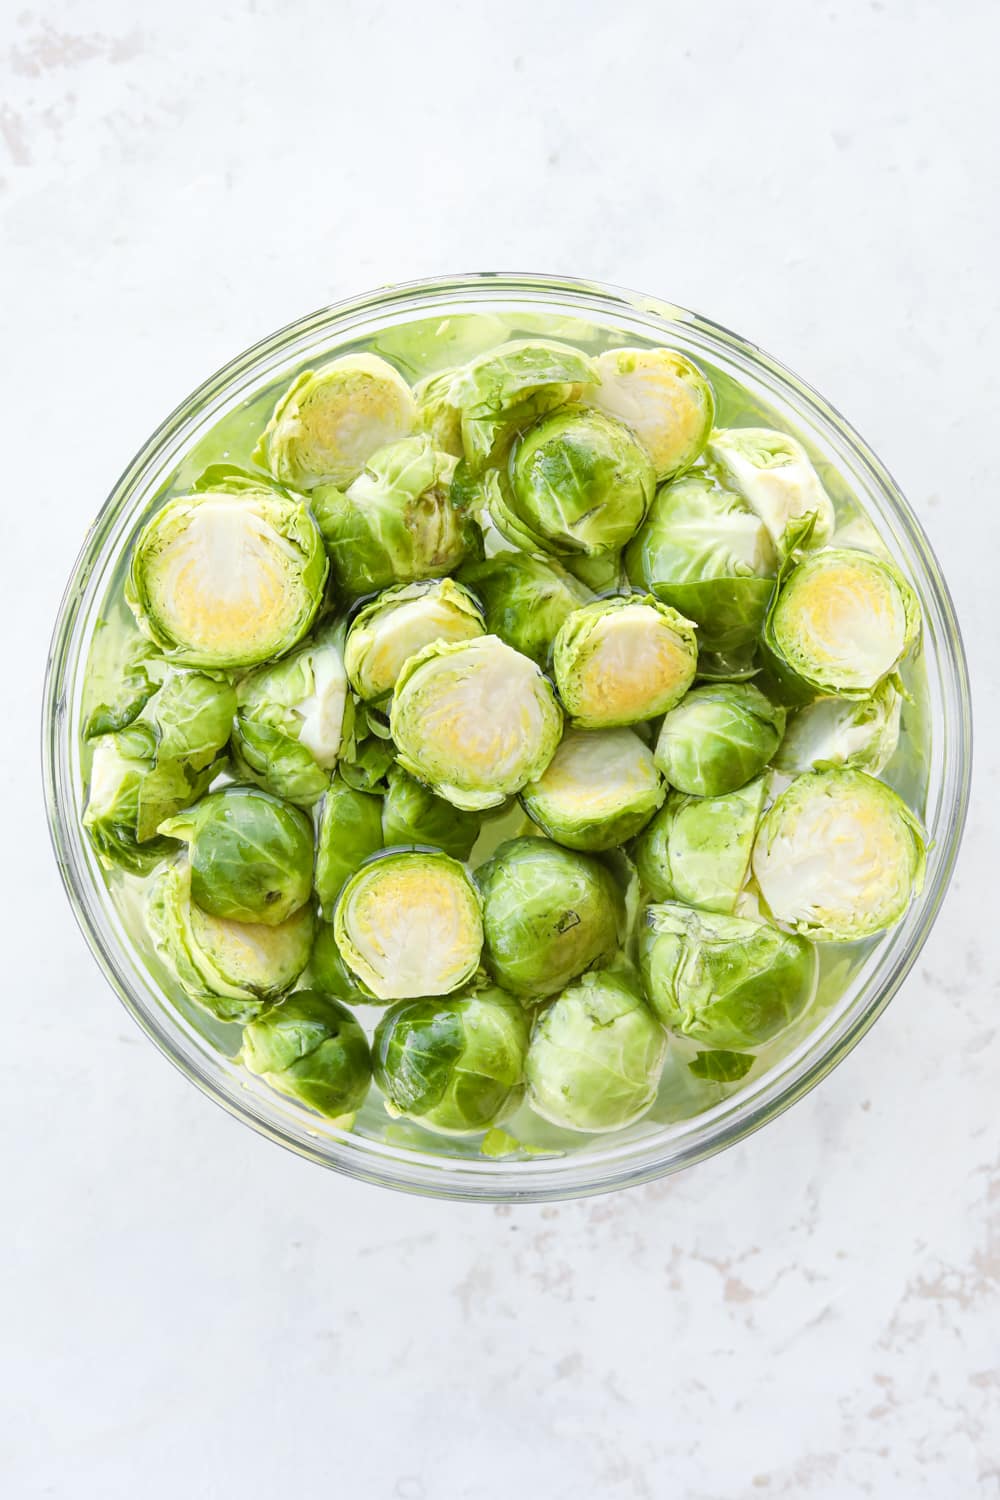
[3,2,997,1495]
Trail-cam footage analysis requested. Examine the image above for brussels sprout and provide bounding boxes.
[707,427,836,554]
[562,550,627,594]
[240,990,371,1122]
[373,985,529,1135]
[125,473,328,669]
[254,353,417,490]
[654,684,785,797]
[583,347,715,481]
[639,901,817,1047]
[231,623,349,806]
[633,775,769,912]
[458,551,591,669]
[83,669,236,872]
[147,861,313,1021]
[624,472,777,653]
[447,340,598,473]
[774,679,902,776]
[491,408,655,557]
[160,786,313,926]
[525,969,666,1132]
[313,776,385,914]
[390,635,563,812]
[476,836,625,999]
[521,727,665,852]
[381,766,483,861]
[752,769,926,941]
[553,596,698,729]
[344,579,485,702]
[413,368,464,456]
[334,850,483,1001]
[311,435,482,598]
[763,548,921,698]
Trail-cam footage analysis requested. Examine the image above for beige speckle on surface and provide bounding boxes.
[3,1,998,1497]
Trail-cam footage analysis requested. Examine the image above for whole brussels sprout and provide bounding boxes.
[231,622,350,807]
[390,635,563,812]
[639,901,817,1048]
[553,595,698,729]
[624,472,777,653]
[344,579,485,702]
[125,469,328,670]
[254,353,417,490]
[525,969,666,1132]
[82,669,236,873]
[521,727,665,852]
[311,435,483,598]
[413,368,464,457]
[763,548,921,698]
[633,775,769,913]
[447,340,598,473]
[381,766,483,862]
[373,984,530,1136]
[240,990,371,1122]
[458,550,592,670]
[752,768,926,941]
[492,408,655,557]
[334,850,484,1001]
[654,683,785,797]
[147,861,313,1022]
[314,776,385,913]
[476,836,625,1000]
[582,347,715,481]
[160,785,314,926]
[774,679,902,776]
[707,427,835,555]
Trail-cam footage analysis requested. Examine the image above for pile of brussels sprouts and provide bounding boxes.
[81,336,926,1142]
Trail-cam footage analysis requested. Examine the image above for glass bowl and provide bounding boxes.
[42,273,971,1202]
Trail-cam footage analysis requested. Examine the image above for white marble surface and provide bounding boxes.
[3,2,998,1495]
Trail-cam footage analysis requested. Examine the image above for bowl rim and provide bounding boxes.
[42,270,973,1202]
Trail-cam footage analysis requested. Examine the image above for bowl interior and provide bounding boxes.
[43,274,971,1201]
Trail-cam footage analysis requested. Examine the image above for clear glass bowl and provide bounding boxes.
[42,273,971,1202]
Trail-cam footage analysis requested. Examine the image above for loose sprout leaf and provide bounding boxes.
[688,1049,755,1083]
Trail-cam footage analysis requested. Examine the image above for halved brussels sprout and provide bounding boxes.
[447,340,598,473]
[752,769,925,941]
[254,353,417,490]
[492,408,655,557]
[707,427,835,554]
[231,622,349,807]
[525,968,666,1132]
[521,727,665,851]
[381,766,483,862]
[373,984,529,1135]
[314,776,384,914]
[633,775,769,912]
[125,473,328,669]
[390,635,563,812]
[583,347,715,481]
[476,836,625,999]
[240,990,371,1122]
[774,679,902,776]
[654,683,785,797]
[553,595,698,728]
[160,785,314,926]
[147,861,313,1021]
[334,850,483,1001]
[344,579,485,702]
[413,368,464,457]
[639,901,817,1048]
[624,472,777,653]
[458,551,591,669]
[311,435,482,598]
[763,548,921,697]
[82,669,236,872]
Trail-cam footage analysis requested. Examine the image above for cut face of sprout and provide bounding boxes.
[583,347,715,481]
[707,427,835,553]
[553,596,697,728]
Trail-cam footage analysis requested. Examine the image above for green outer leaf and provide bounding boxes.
[230,713,331,807]
[315,777,385,914]
[448,340,598,475]
[240,990,371,1120]
[458,550,592,670]
[381,766,482,862]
